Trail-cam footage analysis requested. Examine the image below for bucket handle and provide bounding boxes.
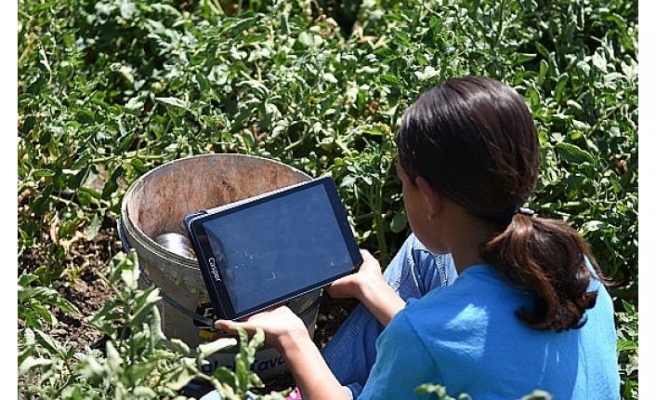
[117,218,215,327]
[116,218,322,327]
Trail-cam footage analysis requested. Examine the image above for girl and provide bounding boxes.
[213,76,620,399]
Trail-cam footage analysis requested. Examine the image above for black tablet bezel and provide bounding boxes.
[186,175,362,321]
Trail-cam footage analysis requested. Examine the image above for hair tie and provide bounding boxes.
[498,205,535,223]
[516,206,535,217]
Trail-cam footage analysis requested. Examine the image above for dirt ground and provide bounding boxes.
[18,212,360,394]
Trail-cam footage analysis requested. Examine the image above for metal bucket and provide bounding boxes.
[118,154,322,379]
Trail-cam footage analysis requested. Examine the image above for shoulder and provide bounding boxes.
[403,264,521,315]
[391,265,534,345]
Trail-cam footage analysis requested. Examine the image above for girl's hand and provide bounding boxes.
[329,249,405,326]
[216,306,351,400]
[214,306,309,351]
[326,249,385,301]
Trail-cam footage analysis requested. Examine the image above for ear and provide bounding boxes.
[414,176,443,219]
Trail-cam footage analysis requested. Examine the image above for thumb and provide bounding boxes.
[360,248,374,261]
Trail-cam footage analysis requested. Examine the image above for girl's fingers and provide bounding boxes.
[213,306,291,333]
[214,319,244,333]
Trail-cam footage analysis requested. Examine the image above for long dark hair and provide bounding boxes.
[396,76,603,332]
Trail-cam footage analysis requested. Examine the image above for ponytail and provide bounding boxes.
[480,214,604,332]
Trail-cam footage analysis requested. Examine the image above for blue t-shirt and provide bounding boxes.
[358,264,620,400]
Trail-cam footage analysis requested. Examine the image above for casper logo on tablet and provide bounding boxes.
[208,257,221,281]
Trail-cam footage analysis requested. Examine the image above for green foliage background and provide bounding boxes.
[18,0,638,398]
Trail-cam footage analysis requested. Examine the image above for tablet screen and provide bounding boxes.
[188,176,361,319]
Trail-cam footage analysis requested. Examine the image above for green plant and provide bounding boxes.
[416,384,553,400]
[18,250,290,399]
[616,300,638,400]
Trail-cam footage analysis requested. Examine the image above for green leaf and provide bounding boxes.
[106,341,123,373]
[519,390,553,400]
[70,165,91,189]
[146,307,167,350]
[133,386,157,397]
[341,176,356,187]
[197,337,238,358]
[116,132,135,153]
[85,214,102,240]
[534,42,550,58]
[79,355,107,379]
[169,338,191,354]
[394,30,411,45]
[131,289,162,325]
[76,109,96,124]
[33,168,55,178]
[101,165,125,200]
[592,52,608,72]
[163,365,196,391]
[18,356,54,376]
[537,59,549,85]
[555,142,595,164]
[120,1,137,19]
[196,72,212,93]
[581,220,605,234]
[32,303,58,326]
[515,53,537,64]
[120,261,141,290]
[156,97,189,110]
[554,74,569,103]
[31,185,53,214]
[380,74,399,85]
[130,158,149,174]
[125,96,144,111]
[390,211,407,233]
[298,31,321,48]
[59,219,81,240]
[617,339,638,352]
[33,329,65,356]
[131,360,160,383]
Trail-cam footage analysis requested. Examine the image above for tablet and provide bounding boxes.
[184,175,363,321]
